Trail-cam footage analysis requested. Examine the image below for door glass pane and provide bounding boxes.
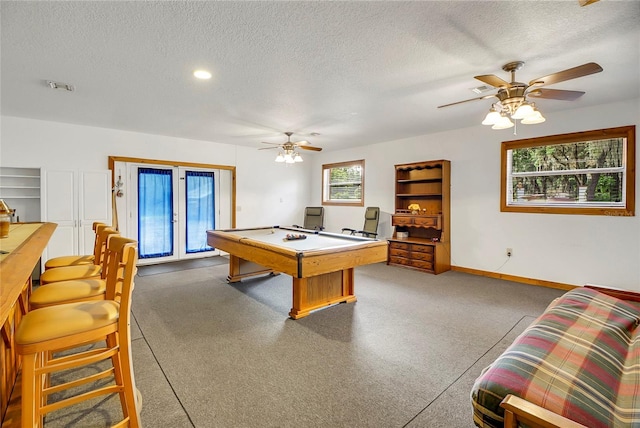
[138,167,173,258]
[185,171,215,253]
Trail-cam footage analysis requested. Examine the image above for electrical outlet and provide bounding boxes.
[506,248,513,257]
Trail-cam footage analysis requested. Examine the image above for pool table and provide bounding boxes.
[206,226,388,319]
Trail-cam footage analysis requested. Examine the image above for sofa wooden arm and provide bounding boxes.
[500,395,588,428]
[584,284,640,302]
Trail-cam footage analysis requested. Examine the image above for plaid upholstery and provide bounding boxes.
[471,287,640,428]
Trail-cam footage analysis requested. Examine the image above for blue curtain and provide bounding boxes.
[138,168,173,258]
[186,171,215,253]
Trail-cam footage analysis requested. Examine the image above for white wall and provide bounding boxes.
[310,99,640,291]
[0,116,313,231]
[2,99,639,291]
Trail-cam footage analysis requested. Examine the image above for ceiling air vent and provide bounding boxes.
[471,85,493,94]
[46,80,74,91]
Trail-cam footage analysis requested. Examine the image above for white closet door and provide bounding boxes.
[79,170,112,254]
[42,170,78,260]
[42,169,111,262]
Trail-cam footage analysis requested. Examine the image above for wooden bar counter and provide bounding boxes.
[0,223,56,424]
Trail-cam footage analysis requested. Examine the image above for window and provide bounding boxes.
[501,126,635,216]
[322,160,364,206]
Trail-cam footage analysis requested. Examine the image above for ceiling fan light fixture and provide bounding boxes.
[491,115,514,130]
[284,152,295,163]
[511,102,535,119]
[482,108,501,125]
[521,110,546,124]
[264,132,322,163]
[436,60,602,130]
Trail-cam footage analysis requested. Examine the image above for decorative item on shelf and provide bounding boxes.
[408,203,421,215]
[396,231,409,239]
[0,199,12,238]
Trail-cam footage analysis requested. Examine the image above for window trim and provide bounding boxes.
[322,159,365,207]
[500,125,635,216]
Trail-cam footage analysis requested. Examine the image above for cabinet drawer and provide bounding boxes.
[389,256,410,266]
[412,251,433,262]
[411,244,434,254]
[389,248,409,258]
[389,242,410,250]
[413,216,440,228]
[410,259,433,270]
[392,216,413,226]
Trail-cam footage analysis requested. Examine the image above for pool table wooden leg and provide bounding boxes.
[227,255,277,283]
[289,269,357,319]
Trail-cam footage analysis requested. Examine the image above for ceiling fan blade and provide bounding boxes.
[437,93,497,109]
[528,88,585,101]
[528,62,603,87]
[474,74,511,88]
[258,146,279,150]
[260,141,282,145]
[298,145,322,152]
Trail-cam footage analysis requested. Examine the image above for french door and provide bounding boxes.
[130,165,220,264]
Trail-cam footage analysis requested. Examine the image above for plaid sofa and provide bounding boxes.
[471,286,640,428]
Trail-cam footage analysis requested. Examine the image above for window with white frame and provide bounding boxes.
[322,160,364,206]
[501,126,635,216]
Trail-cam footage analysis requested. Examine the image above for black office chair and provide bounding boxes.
[293,206,324,231]
[342,207,379,238]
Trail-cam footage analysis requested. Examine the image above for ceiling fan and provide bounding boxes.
[259,132,322,163]
[437,61,603,129]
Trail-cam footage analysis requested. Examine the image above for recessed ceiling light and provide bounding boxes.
[193,70,212,80]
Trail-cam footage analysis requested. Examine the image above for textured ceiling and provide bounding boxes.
[1,1,639,152]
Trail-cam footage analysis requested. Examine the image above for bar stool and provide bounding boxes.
[44,222,107,269]
[16,236,141,427]
[39,226,118,285]
[30,228,122,310]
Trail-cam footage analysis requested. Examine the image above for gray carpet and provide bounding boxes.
[40,259,566,427]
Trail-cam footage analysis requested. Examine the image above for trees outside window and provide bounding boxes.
[501,126,635,216]
[322,160,364,206]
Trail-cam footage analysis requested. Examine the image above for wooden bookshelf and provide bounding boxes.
[388,160,450,274]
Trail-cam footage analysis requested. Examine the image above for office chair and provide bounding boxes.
[293,206,324,231]
[342,207,380,238]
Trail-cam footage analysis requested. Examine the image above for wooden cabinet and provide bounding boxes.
[388,160,450,274]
